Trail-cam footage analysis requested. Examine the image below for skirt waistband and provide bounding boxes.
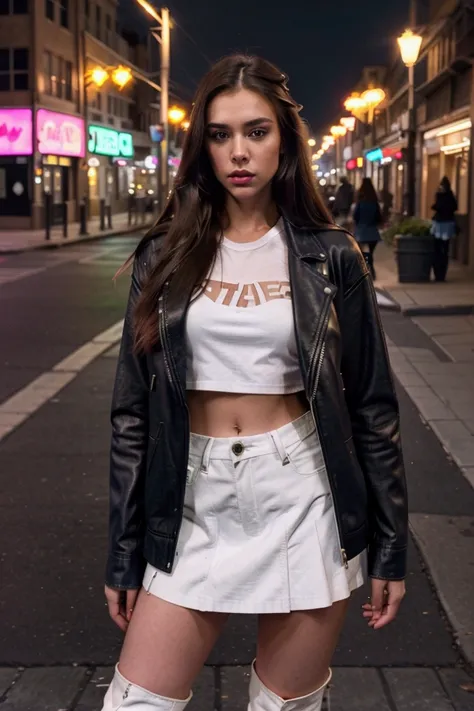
[189,411,316,467]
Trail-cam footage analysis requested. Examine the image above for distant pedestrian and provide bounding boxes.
[381,189,393,225]
[431,176,458,282]
[135,185,147,224]
[334,176,354,227]
[353,177,383,280]
[101,55,407,711]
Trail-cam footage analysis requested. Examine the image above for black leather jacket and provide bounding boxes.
[106,219,408,590]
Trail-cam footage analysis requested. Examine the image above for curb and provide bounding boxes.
[375,289,474,317]
[0,222,154,255]
[375,288,402,311]
[401,304,474,317]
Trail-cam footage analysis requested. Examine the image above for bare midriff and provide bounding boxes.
[186,390,309,438]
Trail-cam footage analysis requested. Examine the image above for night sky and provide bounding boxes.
[120,0,410,133]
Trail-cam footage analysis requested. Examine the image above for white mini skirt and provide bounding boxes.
[143,411,367,614]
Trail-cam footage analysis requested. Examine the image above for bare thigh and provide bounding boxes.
[256,599,349,699]
[118,589,228,699]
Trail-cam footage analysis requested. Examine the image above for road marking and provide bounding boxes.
[0,319,124,442]
[0,267,46,285]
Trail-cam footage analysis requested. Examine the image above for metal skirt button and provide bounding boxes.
[232,441,245,456]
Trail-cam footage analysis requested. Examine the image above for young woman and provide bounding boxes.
[102,55,407,711]
[431,176,458,282]
[352,177,383,280]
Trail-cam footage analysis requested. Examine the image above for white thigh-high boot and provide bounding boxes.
[248,661,332,711]
[101,665,193,711]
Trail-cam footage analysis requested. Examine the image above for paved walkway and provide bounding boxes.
[2,664,474,711]
[0,212,154,254]
[386,318,474,491]
[375,242,474,315]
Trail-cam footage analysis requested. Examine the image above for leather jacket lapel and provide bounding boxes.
[284,219,337,393]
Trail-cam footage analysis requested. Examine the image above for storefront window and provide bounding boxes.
[445,150,469,213]
[88,166,98,199]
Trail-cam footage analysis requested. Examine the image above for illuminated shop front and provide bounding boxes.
[0,108,33,227]
[87,124,134,214]
[36,109,85,225]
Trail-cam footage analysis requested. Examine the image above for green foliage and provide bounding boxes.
[383,217,432,246]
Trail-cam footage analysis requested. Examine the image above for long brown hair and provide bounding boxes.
[357,177,379,203]
[132,54,333,352]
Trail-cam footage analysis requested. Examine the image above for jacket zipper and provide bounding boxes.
[158,282,190,569]
[307,292,348,569]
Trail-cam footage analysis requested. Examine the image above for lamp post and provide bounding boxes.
[397,28,422,216]
[134,1,171,212]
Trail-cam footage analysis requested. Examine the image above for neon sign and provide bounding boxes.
[88,125,134,158]
[37,110,85,157]
[0,109,33,156]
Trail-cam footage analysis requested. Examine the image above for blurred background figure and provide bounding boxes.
[431,176,458,283]
[380,188,394,226]
[353,177,382,280]
[333,177,355,227]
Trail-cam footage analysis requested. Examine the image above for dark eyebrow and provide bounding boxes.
[207,117,274,130]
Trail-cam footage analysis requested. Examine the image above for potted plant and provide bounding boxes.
[384,217,434,283]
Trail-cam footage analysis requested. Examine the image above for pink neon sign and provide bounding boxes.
[37,109,85,158]
[0,109,33,156]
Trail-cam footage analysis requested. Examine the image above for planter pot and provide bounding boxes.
[395,234,435,283]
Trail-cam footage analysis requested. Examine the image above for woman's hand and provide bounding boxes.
[104,584,140,632]
[362,578,406,630]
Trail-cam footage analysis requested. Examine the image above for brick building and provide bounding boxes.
[0,0,160,230]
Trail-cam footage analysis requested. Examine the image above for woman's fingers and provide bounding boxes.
[361,580,406,629]
[104,585,129,632]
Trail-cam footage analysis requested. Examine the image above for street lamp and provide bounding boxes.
[168,106,186,124]
[397,28,422,216]
[308,138,316,147]
[87,65,133,90]
[343,93,367,113]
[90,66,109,88]
[135,0,162,23]
[110,66,133,90]
[330,125,347,138]
[397,29,423,67]
[340,116,356,132]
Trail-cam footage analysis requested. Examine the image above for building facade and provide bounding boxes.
[327,0,474,271]
[0,0,160,230]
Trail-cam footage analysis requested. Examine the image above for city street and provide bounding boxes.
[1,235,474,710]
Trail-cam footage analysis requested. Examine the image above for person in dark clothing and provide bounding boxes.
[352,178,382,280]
[334,177,354,226]
[381,189,393,225]
[431,176,458,282]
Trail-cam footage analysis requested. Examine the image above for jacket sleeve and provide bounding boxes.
[339,244,408,580]
[106,256,149,589]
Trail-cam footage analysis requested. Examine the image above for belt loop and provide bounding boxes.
[201,438,213,473]
[270,431,290,466]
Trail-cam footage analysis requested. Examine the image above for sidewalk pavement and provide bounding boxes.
[375,241,474,315]
[2,665,474,711]
[384,315,474,667]
[0,212,155,254]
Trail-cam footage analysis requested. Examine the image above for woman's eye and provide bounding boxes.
[210,131,228,142]
[250,128,267,139]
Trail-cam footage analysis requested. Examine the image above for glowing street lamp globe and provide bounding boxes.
[308,138,316,147]
[90,66,109,88]
[397,29,423,68]
[343,93,367,113]
[168,106,186,124]
[330,125,347,138]
[111,66,133,90]
[360,88,386,109]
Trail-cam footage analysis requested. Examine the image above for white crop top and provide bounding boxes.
[185,218,304,394]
